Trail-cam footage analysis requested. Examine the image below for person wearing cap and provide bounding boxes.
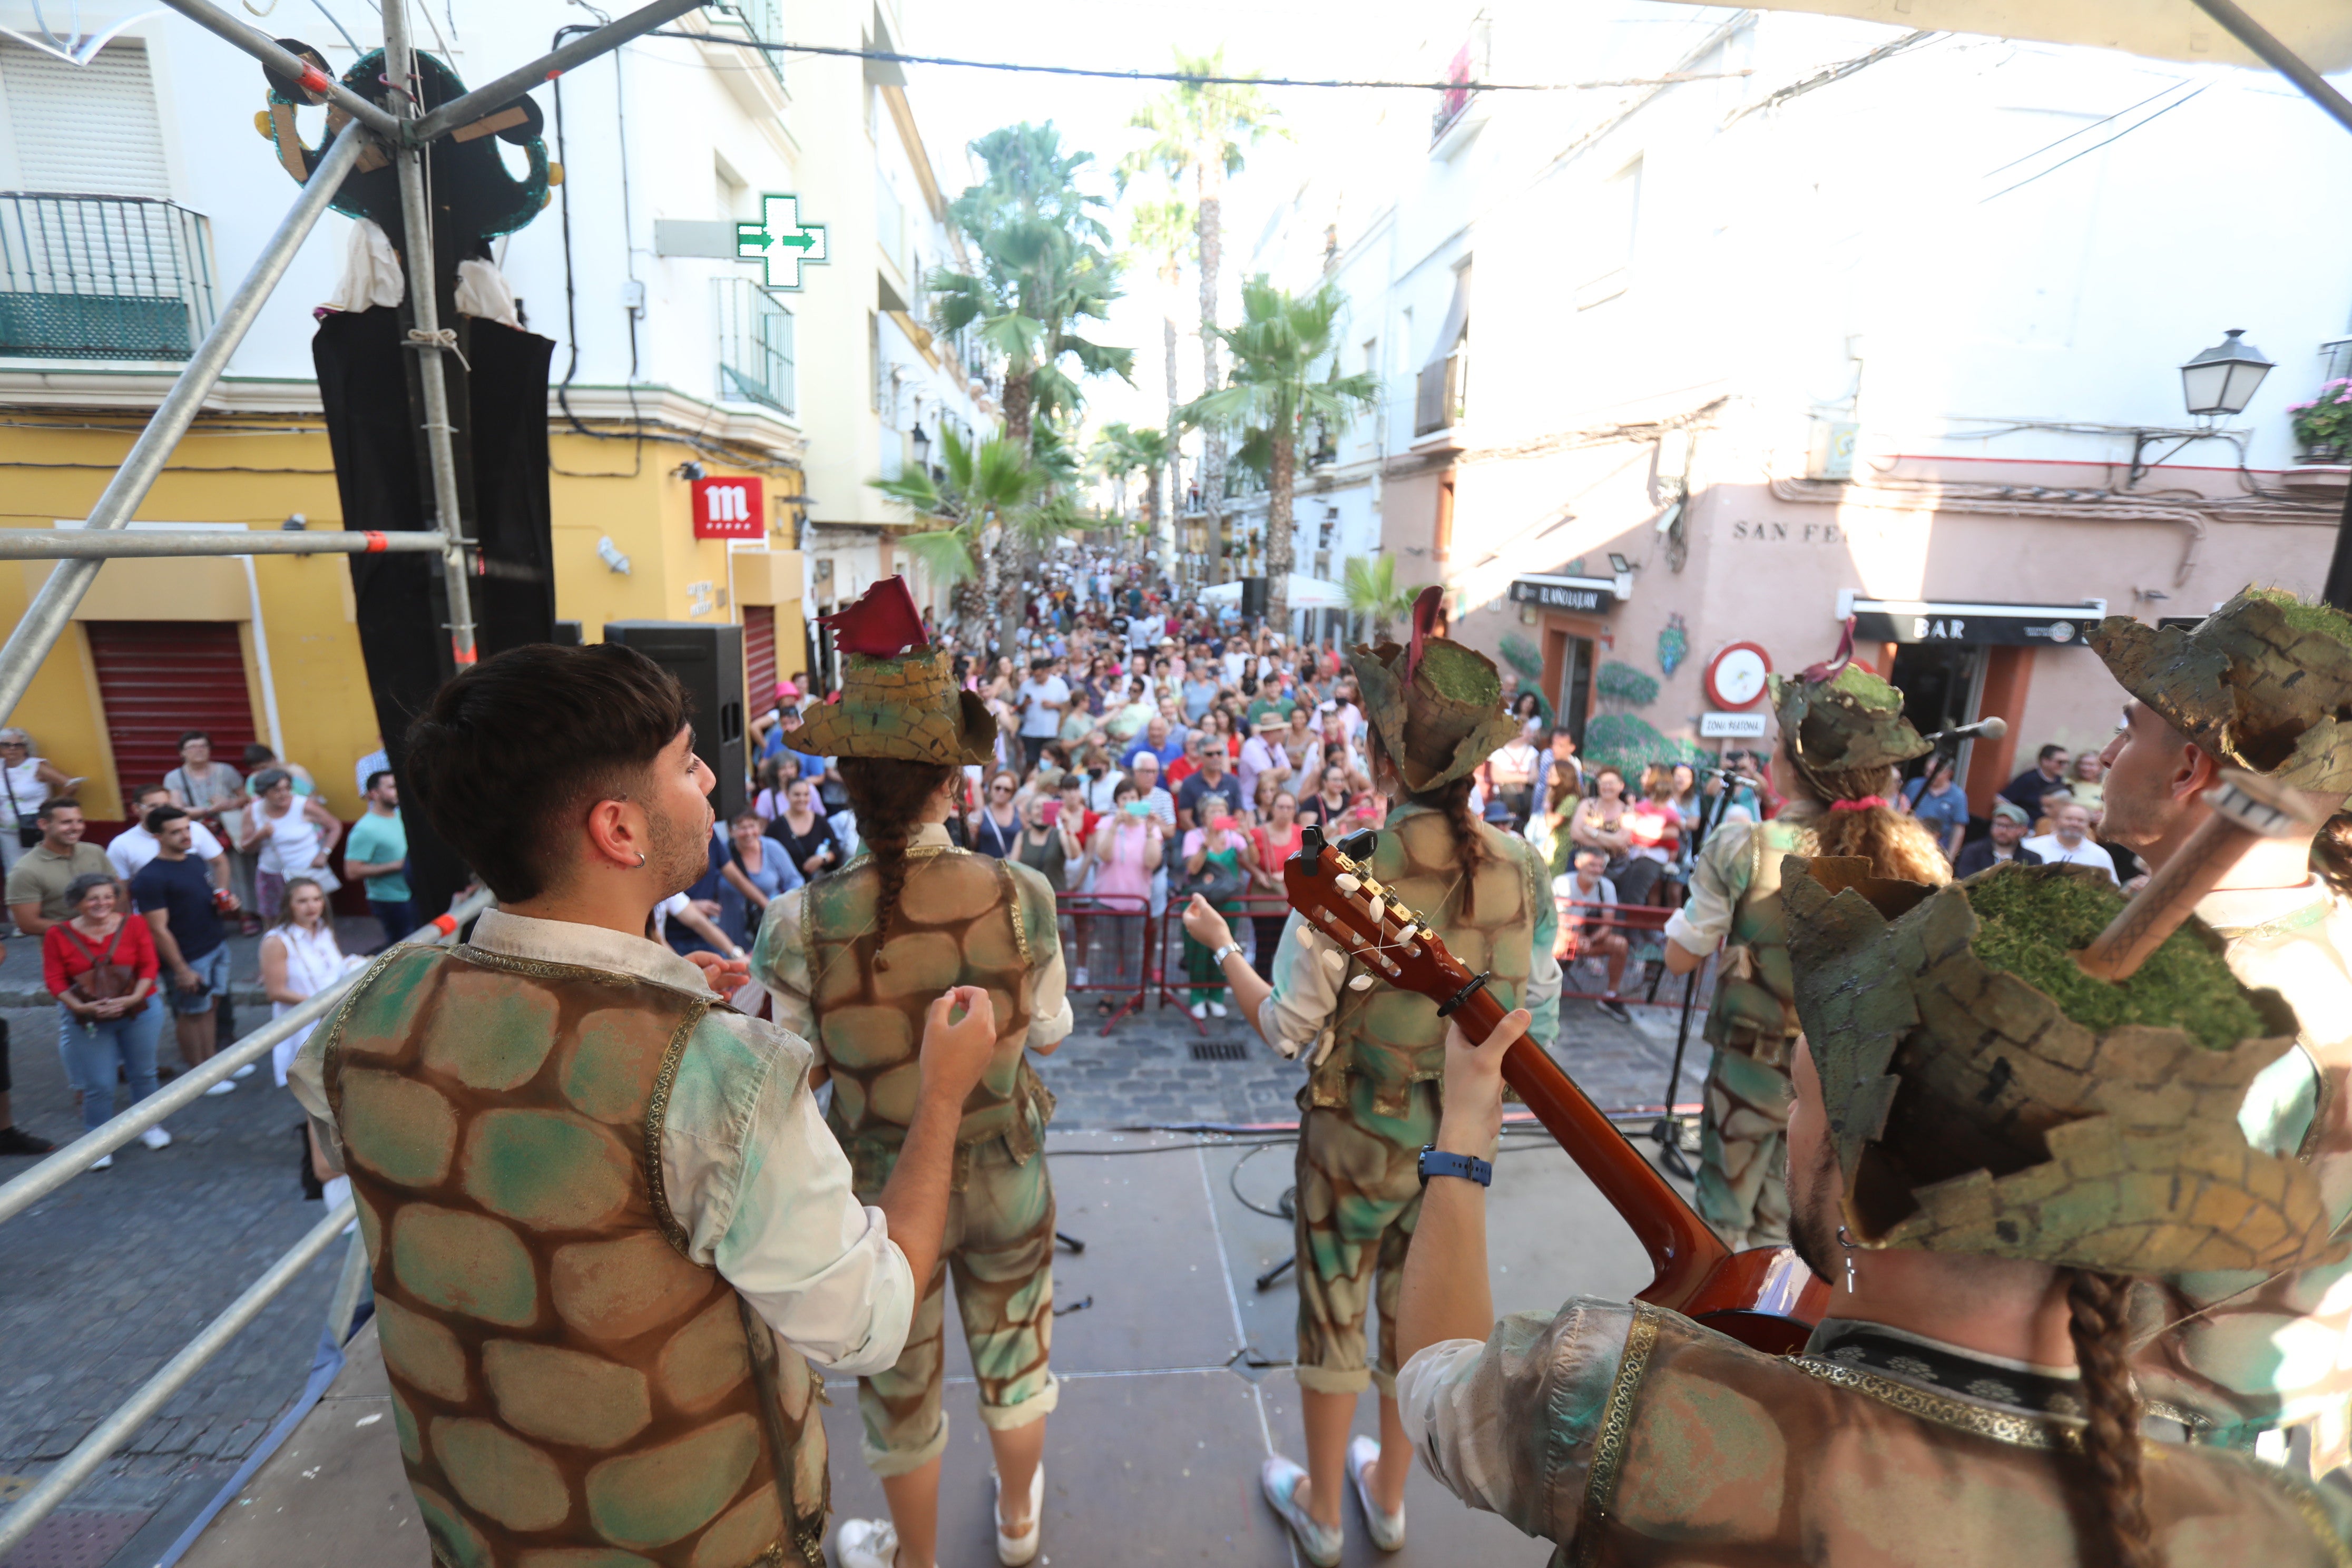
[1237,709,1290,803]
[1180,589,1560,1565]
[1660,634,1949,1249]
[750,577,1074,1568]
[1954,799,2046,877]
[2086,586,2352,1475]
[1391,857,2352,1564]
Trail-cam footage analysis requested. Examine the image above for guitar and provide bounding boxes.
[1283,824,1828,1354]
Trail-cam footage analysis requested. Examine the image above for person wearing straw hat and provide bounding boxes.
[2085,585,2352,1476]
[1661,628,1949,1250]
[1181,587,1560,1566]
[1390,855,2352,1565]
[750,577,1073,1568]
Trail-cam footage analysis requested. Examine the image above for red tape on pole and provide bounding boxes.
[362,531,389,553]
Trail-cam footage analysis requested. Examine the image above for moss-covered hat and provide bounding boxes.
[2088,585,2352,805]
[792,577,998,766]
[1768,623,1932,797]
[1347,587,1520,792]
[1782,856,2336,1275]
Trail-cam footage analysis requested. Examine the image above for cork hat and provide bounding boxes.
[791,577,999,766]
[1348,588,1521,793]
[1768,621,1932,797]
[2088,585,2352,806]
[1782,857,2336,1276]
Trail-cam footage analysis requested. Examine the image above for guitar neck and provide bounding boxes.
[1451,986,1730,1312]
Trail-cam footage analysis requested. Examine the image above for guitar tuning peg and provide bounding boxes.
[1347,973,1375,991]
[1366,896,1385,925]
[1311,1028,1338,1067]
[1320,947,1346,975]
[1334,873,1361,894]
[1394,922,1417,943]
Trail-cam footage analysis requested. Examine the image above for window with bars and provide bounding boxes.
[702,0,784,85]
[714,277,795,416]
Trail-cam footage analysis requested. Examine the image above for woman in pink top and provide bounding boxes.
[1086,780,1162,1010]
[1244,789,1305,981]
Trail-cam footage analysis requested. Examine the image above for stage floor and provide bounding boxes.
[179,1129,1663,1566]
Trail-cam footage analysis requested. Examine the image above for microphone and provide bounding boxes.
[1922,715,2007,746]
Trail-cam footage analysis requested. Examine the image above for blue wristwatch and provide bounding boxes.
[1417,1145,1493,1188]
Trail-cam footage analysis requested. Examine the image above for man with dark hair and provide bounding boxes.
[5,799,112,937]
[1013,655,1069,775]
[286,641,1002,1568]
[342,770,414,945]
[107,783,229,888]
[1998,742,2070,818]
[1953,799,2044,877]
[132,807,240,1090]
[163,731,244,830]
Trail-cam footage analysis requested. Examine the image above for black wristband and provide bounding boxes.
[1417,1145,1493,1188]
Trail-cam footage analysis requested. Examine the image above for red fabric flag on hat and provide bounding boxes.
[818,575,928,658]
[1404,584,1446,685]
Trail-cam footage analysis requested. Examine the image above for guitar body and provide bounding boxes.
[1284,829,1829,1354]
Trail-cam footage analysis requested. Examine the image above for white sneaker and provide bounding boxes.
[88,1153,113,1171]
[993,1462,1044,1566]
[1261,1455,1342,1567]
[231,1063,257,1080]
[1209,1001,1229,1018]
[204,1078,238,1096]
[1189,1002,1208,1020]
[834,1518,898,1568]
[1346,1434,1406,1551]
[139,1125,172,1151]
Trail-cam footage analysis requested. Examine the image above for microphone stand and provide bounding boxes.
[1652,761,1744,1180]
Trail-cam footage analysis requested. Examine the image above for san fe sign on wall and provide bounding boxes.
[1838,594,2106,648]
[692,476,765,540]
[1509,573,1628,613]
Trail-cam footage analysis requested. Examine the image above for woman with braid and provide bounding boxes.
[750,580,1072,1568]
[1662,630,1949,1248]
[1182,588,1560,1565]
[1393,851,2352,1564]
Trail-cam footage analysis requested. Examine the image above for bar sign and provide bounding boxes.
[693,476,764,539]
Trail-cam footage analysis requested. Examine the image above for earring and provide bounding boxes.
[633,852,646,868]
[1836,1226,1859,1294]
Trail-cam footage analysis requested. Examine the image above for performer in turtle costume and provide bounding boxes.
[1182,588,1560,1566]
[749,577,1073,1568]
[1662,628,1948,1248]
[2085,585,2352,1475]
[1391,852,2352,1565]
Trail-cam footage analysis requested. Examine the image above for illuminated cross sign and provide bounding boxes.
[735,194,828,290]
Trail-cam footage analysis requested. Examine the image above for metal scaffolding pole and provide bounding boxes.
[0,119,370,726]
[159,0,404,138]
[408,0,708,143]
[0,530,444,561]
[381,0,479,668]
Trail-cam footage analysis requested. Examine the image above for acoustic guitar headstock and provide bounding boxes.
[1280,825,1486,1014]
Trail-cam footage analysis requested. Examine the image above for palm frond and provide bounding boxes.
[899,529,979,586]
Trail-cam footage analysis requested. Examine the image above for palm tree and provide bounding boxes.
[871,428,1047,647]
[1125,197,1192,586]
[1089,422,1170,544]
[1123,51,1279,584]
[1344,554,1420,644]
[932,123,1135,452]
[1183,277,1381,630]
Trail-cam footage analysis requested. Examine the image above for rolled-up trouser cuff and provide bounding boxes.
[977,1371,1060,1430]
[1295,1363,1373,1396]
[863,1410,950,1478]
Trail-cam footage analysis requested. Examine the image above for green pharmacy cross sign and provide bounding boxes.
[736,194,829,289]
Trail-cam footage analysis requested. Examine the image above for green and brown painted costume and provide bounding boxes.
[320,943,828,1568]
[767,843,1062,1474]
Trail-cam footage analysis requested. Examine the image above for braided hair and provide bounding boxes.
[2065,1269,2154,1568]
[1366,733,1487,917]
[835,757,958,969]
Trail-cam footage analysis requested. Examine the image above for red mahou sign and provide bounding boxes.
[692,475,765,539]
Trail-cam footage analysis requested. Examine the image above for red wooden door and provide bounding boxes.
[84,621,259,806]
[743,604,777,709]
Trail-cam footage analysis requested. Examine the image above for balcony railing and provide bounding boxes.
[0,193,217,361]
[716,275,796,417]
[702,0,785,85]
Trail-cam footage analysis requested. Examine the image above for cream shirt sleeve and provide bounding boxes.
[661,1008,915,1376]
[755,884,818,1043]
[1256,909,1337,1060]
[1662,819,1756,959]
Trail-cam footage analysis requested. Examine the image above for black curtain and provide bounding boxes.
[315,306,556,923]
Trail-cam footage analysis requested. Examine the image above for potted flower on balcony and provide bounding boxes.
[2288,378,2352,464]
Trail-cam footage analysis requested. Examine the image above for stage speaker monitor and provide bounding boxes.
[602,621,747,819]
[551,620,583,648]
[1240,575,1269,621]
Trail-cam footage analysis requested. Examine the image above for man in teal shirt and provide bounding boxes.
[342,770,412,945]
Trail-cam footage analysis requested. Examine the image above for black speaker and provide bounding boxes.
[1240,575,1269,621]
[602,622,747,819]
[551,620,582,647]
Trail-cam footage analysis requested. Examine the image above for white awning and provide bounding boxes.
[1701,2,2352,72]
[1199,573,1352,611]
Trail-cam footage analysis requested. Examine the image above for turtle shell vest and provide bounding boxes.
[1311,809,1540,1118]
[322,944,827,1568]
[1704,817,1817,1065]
[799,845,1057,1191]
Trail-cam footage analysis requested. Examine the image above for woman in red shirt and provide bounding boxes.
[1243,789,1306,981]
[44,873,164,1157]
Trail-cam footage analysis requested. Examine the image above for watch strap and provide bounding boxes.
[1417,1145,1493,1188]
[1211,941,1243,967]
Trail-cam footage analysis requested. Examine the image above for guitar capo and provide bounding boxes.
[1436,971,1492,1018]
[1299,822,1325,876]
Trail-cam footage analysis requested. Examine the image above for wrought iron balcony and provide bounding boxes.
[0,193,217,362]
[714,276,796,417]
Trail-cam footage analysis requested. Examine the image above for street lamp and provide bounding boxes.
[2180,329,2273,420]
[910,423,932,470]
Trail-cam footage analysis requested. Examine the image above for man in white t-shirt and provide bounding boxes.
[1552,846,1631,1021]
[2022,801,2117,884]
[1013,656,1071,773]
[108,782,229,891]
